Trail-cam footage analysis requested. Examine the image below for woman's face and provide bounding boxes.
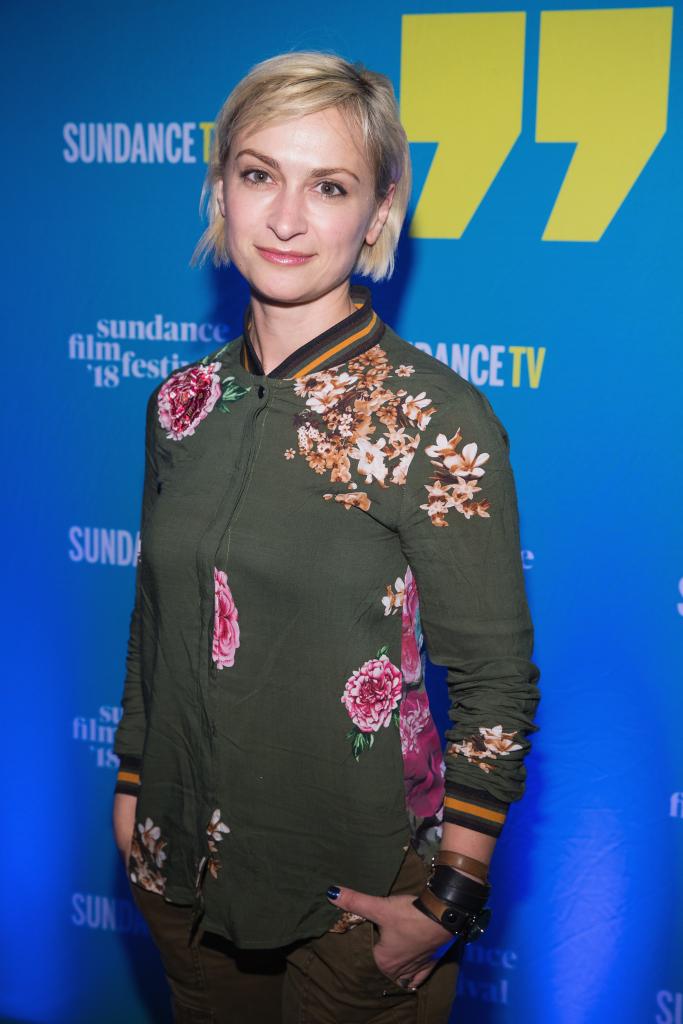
[216,106,395,305]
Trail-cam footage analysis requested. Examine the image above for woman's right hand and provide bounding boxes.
[112,792,138,867]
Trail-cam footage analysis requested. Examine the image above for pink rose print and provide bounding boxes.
[341,647,402,759]
[157,362,222,441]
[399,690,445,819]
[401,566,422,684]
[342,653,402,732]
[212,567,240,669]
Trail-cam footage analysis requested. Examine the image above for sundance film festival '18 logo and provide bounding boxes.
[73,705,122,771]
[68,314,230,389]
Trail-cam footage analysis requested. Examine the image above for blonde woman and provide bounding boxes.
[112,50,541,1024]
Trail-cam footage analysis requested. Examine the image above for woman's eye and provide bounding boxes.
[242,169,271,185]
[316,180,346,198]
[239,171,345,196]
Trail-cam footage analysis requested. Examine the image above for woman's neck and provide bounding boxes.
[248,281,356,376]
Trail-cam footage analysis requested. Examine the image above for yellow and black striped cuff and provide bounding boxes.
[443,783,509,838]
[114,754,142,796]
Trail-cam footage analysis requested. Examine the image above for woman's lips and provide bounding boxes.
[255,247,315,266]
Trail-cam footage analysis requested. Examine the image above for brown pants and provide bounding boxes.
[129,844,463,1023]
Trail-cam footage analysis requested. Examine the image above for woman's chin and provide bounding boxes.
[246,269,336,307]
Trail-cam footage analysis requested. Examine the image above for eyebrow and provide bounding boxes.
[234,148,360,183]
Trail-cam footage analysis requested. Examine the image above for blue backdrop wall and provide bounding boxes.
[2,1,681,1022]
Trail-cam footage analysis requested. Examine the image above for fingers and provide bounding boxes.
[411,962,437,988]
[391,961,437,992]
[326,884,387,925]
[372,940,437,989]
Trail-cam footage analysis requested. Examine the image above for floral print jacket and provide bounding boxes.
[114,285,541,949]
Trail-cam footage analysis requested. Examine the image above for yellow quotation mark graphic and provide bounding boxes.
[401,8,673,241]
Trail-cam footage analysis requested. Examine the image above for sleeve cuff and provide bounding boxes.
[443,782,509,839]
[114,754,142,796]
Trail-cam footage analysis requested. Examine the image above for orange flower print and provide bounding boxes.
[447,725,523,775]
[327,908,368,933]
[420,429,492,526]
[286,346,434,511]
[323,492,371,511]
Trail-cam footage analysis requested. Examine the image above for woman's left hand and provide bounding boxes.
[326,884,456,989]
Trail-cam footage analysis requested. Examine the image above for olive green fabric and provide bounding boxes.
[114,287,540,949]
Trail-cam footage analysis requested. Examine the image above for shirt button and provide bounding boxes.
[257,384,265,398]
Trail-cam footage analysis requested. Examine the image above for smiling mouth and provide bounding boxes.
[255,247,315,265]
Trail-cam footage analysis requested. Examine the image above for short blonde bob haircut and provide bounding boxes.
[190,51,411,282]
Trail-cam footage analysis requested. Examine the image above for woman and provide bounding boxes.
[112,50,541,1023]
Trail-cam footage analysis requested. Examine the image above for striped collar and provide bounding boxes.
[239,284,385,379]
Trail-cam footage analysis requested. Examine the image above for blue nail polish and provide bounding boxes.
[327,885,340,899]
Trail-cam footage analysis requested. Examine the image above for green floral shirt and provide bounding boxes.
[113,284,541,948]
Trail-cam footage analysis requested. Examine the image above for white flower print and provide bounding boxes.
[442,440,489,478]
[382,576,405,616]
[350,437,389,486]
[401,392,435,431]
[128,817,168,895]
[399,699,433,755]
[206,808,231,880]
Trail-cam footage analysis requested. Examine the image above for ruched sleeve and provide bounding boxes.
[397,383,541,837]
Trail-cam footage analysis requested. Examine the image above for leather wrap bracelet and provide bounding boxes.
[428,865,491,908]
[412,859,493,942]
[434,850,489,884]
[413,887,492,943]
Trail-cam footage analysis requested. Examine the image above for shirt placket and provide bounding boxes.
[188,378,271,938]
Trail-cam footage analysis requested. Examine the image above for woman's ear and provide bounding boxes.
[365,182,396,247]
[215,177,226,219]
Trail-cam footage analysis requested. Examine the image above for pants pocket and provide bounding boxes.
[388,842,431,897]
[367,920,419,998]
[359,843,430,998]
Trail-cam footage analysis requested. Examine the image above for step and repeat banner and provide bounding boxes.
[2,2,681,1022]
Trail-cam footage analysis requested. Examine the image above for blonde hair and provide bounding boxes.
[189,51,411,281]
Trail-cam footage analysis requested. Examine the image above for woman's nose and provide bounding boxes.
[266,186,307,240]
